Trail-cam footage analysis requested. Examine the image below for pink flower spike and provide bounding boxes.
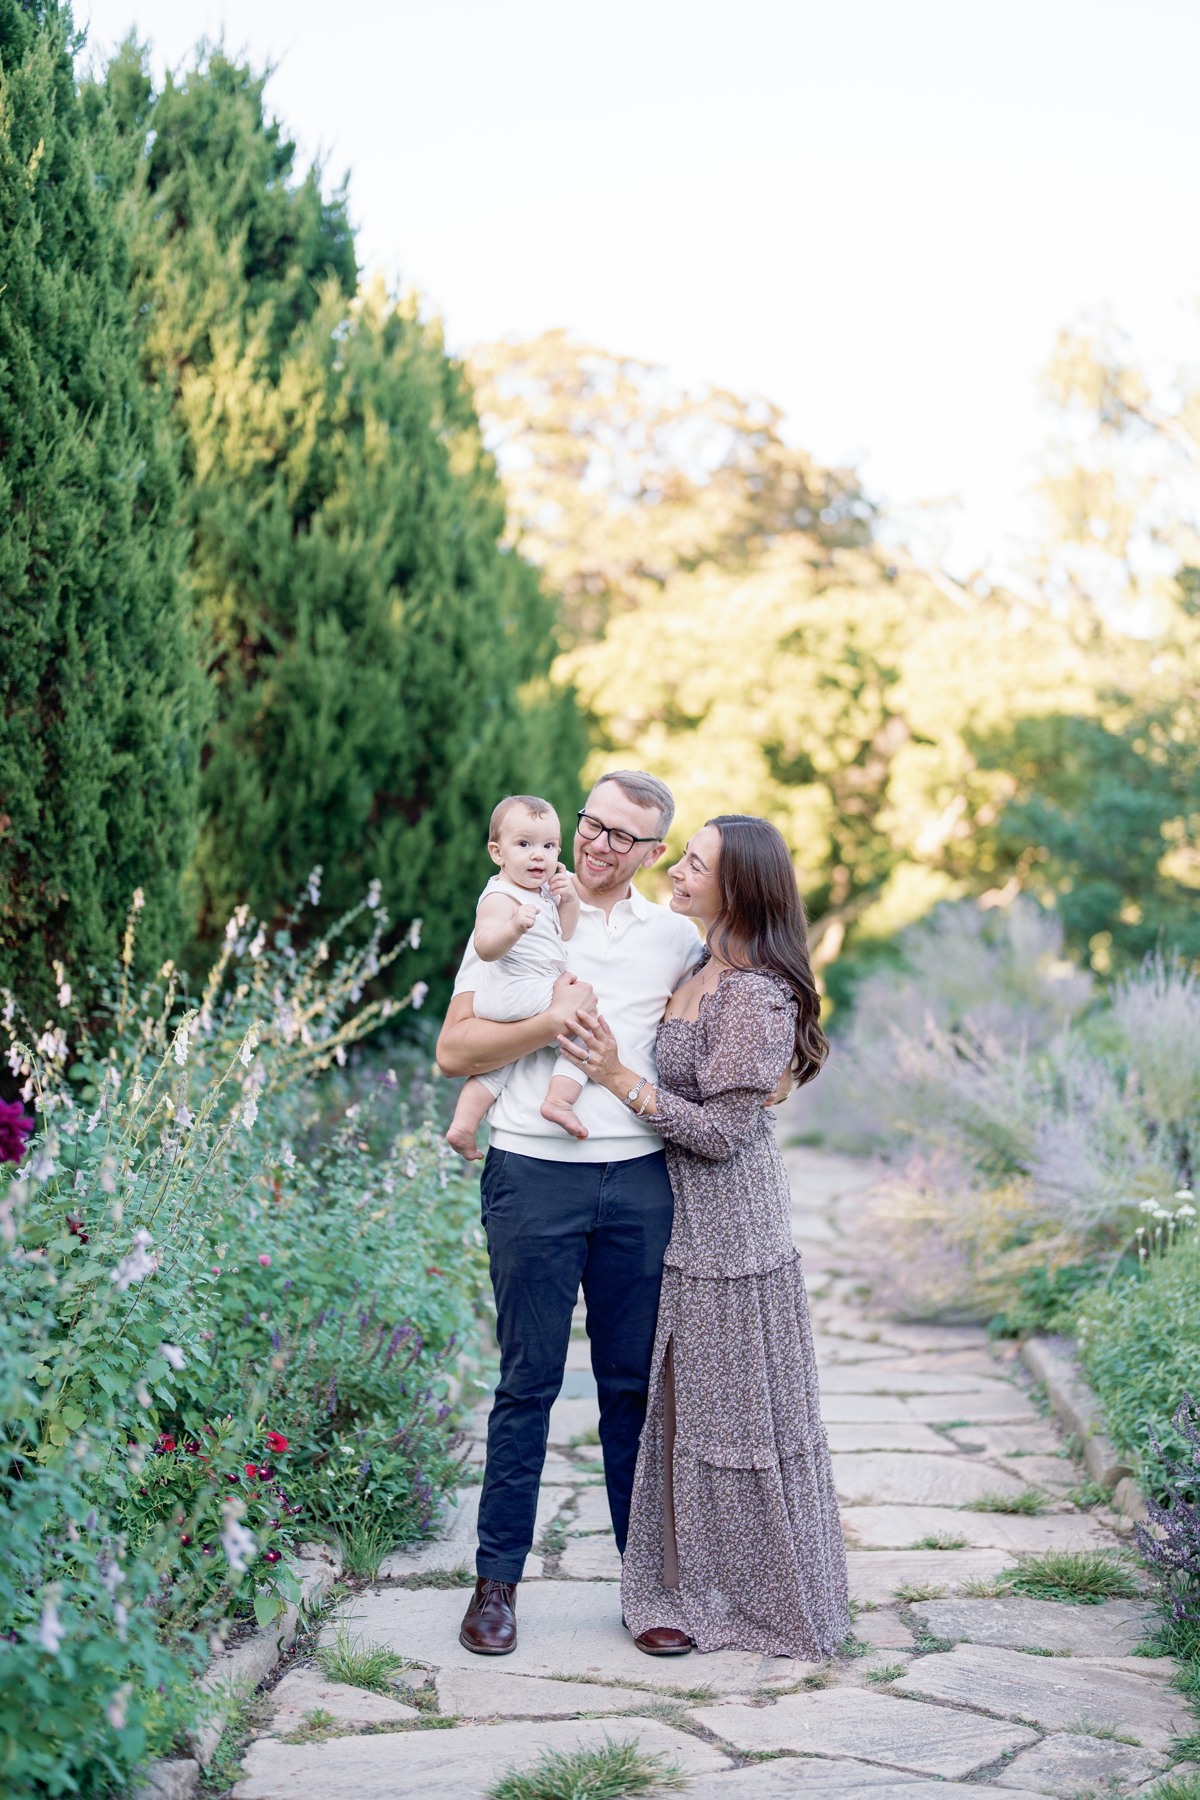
[257,1253,271,1266]
[211,1267,221,1277]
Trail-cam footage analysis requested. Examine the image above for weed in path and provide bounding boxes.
[1065,1477,1112,1511]
[1143,1778,1200,1800]
[894,1581,948,1603]
[317,1622,418,1693]
[1000,1550,1141,1602]
[965,1488,1046,1515]
[1065,1716,1141,1744]
[911,1531,969,1550]
[199,1684,270,1796]
[570,1428,602,1448]
[864,1662,908,1684]
[390,1565,475,1589]
[281,1707,341,1744]
[488,1737,687,1799]
[961,1575,1008,1597]
[337,1520,399,1581]
[839,1634,872,1659]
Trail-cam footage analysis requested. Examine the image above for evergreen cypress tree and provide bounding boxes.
[0,5,202,1015]
[103,48,584,991]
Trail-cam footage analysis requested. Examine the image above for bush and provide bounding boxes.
[1075,1230,1200,1469]
[796,899,1200,1321]
[0,880,483,1792]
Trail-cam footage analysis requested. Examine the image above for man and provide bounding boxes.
[436,770,702,1656]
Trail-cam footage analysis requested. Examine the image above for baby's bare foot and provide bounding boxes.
[446,1123,484,1161]
[540,1099,588,1140]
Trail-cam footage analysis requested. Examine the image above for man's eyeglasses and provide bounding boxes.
[576,810,661,856]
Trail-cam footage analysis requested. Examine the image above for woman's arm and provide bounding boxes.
[437,972,595,1078]
[557,979,793,1162]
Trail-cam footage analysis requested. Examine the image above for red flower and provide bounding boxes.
[426,1266,444,1277]
[180,1534,192,1547]
[265,1431,288,1454]
[0,1100,32,1166]
[245,1463,259,1482]
[262,1549,282,1564]
[65,1214,89,1243]
[155,1434,176,1453]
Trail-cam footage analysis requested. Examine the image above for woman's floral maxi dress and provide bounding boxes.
[620,969,850,1657]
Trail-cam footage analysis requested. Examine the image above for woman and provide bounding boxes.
[558,814,849,1660]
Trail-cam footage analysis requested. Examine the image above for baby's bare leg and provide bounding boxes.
[447,1076,495,1161]
[540,1073,587,1141]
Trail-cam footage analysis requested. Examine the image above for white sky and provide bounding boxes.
[80,0,1200,583]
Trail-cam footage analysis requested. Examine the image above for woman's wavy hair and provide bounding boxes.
[706,814,828,1085]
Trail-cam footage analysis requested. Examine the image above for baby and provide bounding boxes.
[446,794,598,1161]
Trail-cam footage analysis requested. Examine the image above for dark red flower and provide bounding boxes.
[184,1441,201,1454]
[262,1549,282,1564]
[426,1266,444,1277]
[179,1534,192,1547]
[265,1431,288,1454]
[155,1433,176,1453]
[257,1464,273,1481]
[65,1214,89,1243]
[0,1100,32,1166]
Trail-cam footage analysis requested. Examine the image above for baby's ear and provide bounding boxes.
[487,841,503,867]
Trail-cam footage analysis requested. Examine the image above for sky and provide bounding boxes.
[80,0,1200,583]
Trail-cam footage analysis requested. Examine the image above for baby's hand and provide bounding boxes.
[514,901,539,934]
[547,864,574,903]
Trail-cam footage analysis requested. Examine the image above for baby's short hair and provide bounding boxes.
[489,794,559,843]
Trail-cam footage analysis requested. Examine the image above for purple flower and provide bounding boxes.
[0,1101,33,1166]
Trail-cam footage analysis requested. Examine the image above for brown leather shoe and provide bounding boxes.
[624,1618,694,1656]
[459,1577,518,1655]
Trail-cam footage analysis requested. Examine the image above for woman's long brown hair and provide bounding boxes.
[706,814,829,1085]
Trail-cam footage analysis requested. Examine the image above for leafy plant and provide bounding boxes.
[999,1551,1140,1602]
[489,1737,687,1800]
[1076,1233,1200,1470]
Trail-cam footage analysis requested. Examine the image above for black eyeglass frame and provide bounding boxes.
[576,809,662,854]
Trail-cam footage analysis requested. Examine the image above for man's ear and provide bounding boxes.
[642,842,667,868]
[487,841,504,867]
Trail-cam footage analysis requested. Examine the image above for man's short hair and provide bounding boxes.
[592,770,675,839]
[489,794,559,843]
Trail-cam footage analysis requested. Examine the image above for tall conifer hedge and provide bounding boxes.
[0,6,203,1014]
[104,50,585,993]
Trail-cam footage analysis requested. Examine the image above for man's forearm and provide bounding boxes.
[436,1004,559,1078]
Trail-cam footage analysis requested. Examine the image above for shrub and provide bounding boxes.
[1134,1393,1200,1624]
[1075,1231,1200,1468]
[0,879,480,1792]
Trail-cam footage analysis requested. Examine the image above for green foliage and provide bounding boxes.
[998,1550,1141,1601]
[989,1258,1107,1338]
[0,883,480,1793]
[100,46,585,993]
[974,709,1200,972]
[964,1489,1046,1515]
[1074,1231,1200,1469]
[488,1737,687,1800]
[0,3,204,1017]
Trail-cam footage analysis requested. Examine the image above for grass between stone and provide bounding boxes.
[864,1661,909,1684]
[997,1550,1142,1601]
[487,1738,687,1799]
[965,1488,1047,1514]
[911,1531,969,1550]
[316,1622,419,1693]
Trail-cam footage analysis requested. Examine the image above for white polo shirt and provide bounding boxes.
[453,883,703,1162]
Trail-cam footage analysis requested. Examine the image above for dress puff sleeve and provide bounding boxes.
[653,971,796,1163]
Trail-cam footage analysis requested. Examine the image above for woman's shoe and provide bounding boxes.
[623,1617,694,1655]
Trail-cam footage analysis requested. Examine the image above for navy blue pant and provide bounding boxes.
[475,1147,674,1583]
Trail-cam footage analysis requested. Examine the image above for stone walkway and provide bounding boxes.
[230,1144,1185,1800]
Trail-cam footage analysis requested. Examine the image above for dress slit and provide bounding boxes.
[661,1336,679,1590]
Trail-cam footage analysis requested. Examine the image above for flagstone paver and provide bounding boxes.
[890,1642,1189,1750]
[228,1140,1177,1799]
[268,1669,420,1730]
[686,1689,1040,1777]
[231,1716,731,1798]
[992,1734,1168,1797]
[909,1597,1155,1655]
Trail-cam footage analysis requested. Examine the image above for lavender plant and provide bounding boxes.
[1134,1392,1200,1624]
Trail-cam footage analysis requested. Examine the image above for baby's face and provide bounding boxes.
[490,809,562,889]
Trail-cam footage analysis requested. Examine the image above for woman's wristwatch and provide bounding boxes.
[626,1077,649,1111]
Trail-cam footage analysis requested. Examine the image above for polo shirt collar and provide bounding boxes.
[577,880,655,920]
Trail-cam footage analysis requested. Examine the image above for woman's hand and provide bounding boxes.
[557,1012,628,1095]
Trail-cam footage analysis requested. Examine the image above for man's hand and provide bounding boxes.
[435,972,597,1078]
